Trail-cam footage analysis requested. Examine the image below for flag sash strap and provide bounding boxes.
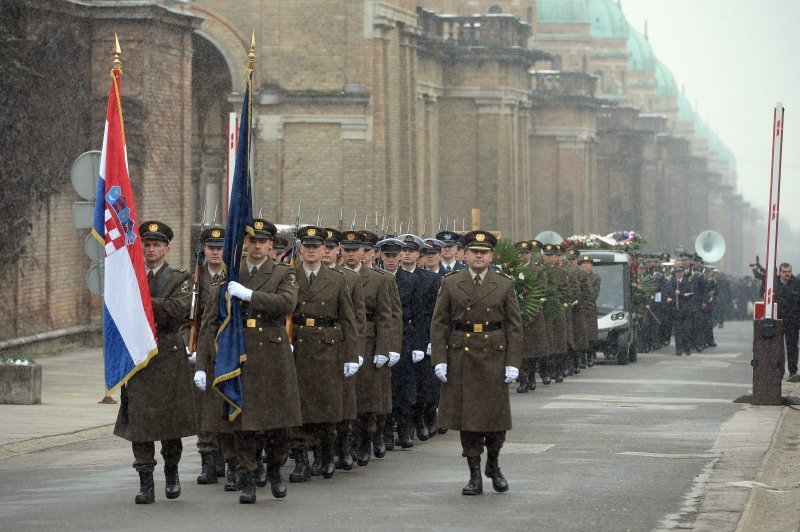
[212,67,254,421]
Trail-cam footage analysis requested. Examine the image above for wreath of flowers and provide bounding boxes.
[594,230,647,251]
[492,239,546,323]
[563,234,598,248]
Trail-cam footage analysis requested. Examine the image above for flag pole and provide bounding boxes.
[99,33,124,405]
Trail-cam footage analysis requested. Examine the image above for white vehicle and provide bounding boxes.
[582,250,638,365]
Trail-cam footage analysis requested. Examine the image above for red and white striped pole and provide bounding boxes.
[759,103,785,320]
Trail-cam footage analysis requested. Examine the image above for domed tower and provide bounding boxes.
[535,0,591,72]
[587,0,629,101]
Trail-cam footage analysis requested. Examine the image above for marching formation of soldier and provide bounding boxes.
[114,216,725,506]
[636,252,719,356]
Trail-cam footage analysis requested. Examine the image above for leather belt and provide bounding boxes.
[293,317,337,328]
[244,318,283,328]
[453,321,504,333]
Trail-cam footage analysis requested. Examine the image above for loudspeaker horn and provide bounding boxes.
[694,230,726,264]
[534,231,564,245]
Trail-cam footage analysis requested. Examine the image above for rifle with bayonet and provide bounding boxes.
[286,198,302,340]
[187,204,213,355]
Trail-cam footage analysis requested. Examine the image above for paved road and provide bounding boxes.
[0,321,784,531]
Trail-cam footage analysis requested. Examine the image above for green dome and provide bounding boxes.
[537,0,590,23]
[627,25,655,71]
[654,59,678,97]
[588,0,628,39]
[677,93,694,122]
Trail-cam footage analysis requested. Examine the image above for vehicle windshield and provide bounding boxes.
[594,263,627,314]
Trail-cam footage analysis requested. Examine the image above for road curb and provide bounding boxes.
[0,424,114,461]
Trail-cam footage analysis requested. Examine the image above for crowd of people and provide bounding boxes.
[112,217,769,506]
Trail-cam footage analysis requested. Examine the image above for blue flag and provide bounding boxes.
[213,69,253,421]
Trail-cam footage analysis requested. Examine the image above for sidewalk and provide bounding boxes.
[0,347,118,458]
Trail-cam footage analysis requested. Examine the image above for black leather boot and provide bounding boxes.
[485,450,509,493]
[356,432,371,466]
[224,458,239,491]
[320,444,335,479]
[335,435,354,470]
[516,374,530,393]
[164,464,181,499]
[425,410,437,438]
[461,456,483,496]
[540,359,550,385]
[239,472,256,504]
[197,452,218,485]
[214,450,226,477]
[267,465,287,498]
[255,454,268,488]
[398,420,414,449]
[289,450,310,483]
[414,417,429,441]
[579,352,587,369]
[383,423,395,451]
[310,447,321,476]
[572,354,580,374]
[587,350,595,367]
[134,471,155,504]
[372,428,386,458]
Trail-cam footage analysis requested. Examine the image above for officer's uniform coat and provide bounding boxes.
[355,265,393,414]
[414,268,442,406]
[196,258,302,432]
[114,263,197,442]
[431,268,523,432]
[546,264,569,354]
[378,268,402,414]
[292,264,359,424]
[338,266,366,421]
[392,267,427,409]
[522,262,551,358]
[571,266,590,351]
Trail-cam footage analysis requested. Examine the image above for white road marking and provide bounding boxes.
[542,402,696,410]
[619,451,720,459]
[568,378,750,388]
[554,394,734,405]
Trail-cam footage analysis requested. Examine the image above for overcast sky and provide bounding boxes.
[619,0,800,233]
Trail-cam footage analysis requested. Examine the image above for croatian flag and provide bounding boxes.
[92,67,158,393]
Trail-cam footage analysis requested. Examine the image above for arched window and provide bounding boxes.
[488,5,502,14]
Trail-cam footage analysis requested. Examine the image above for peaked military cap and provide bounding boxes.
[398,234,426,250]
[530,239,543,251]
[542,243,559,255]
[579,254,594,263]
[660,252,671,262]
[140,221,173,243]
[201,226,225,246]
[515,240,532,251]
[322,227,343,246]
[361,230,379,248]
[463,230,497,251]
[298,225,325,245]
[425,238,446,251]
[435,231,459,246]
[273,235,289,252]
[377,237,403,253]
[340,230,363,250]
[247,218,277,239]
[565,247,580,258]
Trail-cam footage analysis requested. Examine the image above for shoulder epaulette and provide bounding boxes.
[176,268,187,273]
[330,268,344,275]
[444,269,460,277]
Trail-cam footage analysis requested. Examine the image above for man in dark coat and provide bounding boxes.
[114,221,196,504]
[776,263,800,381]
[580,255,601,366]
[195,218,302,503]
[671,265,693,356]
[431,230,523,496]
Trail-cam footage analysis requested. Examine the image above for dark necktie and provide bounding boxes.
[212,273,220,283]
[309,272,316,285]
[147,270,155,292]
[250,266,257,276]
[474,274,481,287]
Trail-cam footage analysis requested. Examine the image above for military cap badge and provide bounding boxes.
[307,228,316,236]
[476,233,486,242]
[149,223,158,232]
[254,221,264,230]
[211,229,221,238]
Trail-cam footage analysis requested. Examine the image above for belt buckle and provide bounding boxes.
[246,319,256,328]
[305,318,315,327]
[473,323,483,333]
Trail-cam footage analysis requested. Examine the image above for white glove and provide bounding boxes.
[343,362,359,378]
[412,350,424,363]
[185,347,196,364]
[504,366,519,384]
[388,352,400,367]
[426,343,432,356]
[358,355,364,367]
[227,281,252,302]
[435,363,448,383]
[193,370,206,391]
[572,299,579,307]
[374,354,389,368]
